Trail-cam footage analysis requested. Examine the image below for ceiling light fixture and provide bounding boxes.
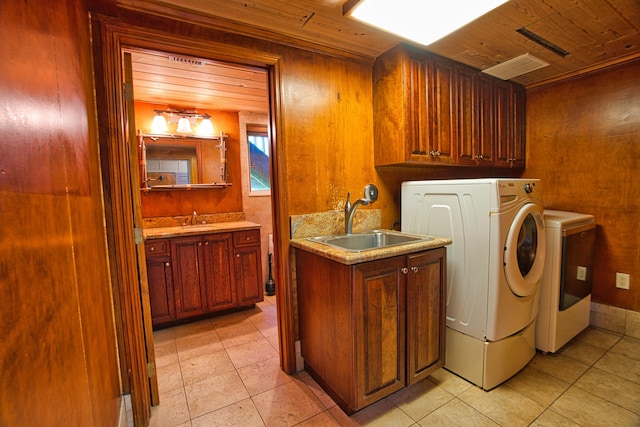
[150,108,215,137]
[344,0,509,46]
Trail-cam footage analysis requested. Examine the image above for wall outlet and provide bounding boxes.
[616,272,630,290]
[576,266,587,281]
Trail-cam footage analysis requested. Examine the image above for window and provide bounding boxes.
[247,125,270,193]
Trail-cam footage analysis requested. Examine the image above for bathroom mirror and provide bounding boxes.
[139,134,231,190]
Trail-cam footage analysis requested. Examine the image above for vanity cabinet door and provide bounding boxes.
[202,233,236,311]
[171,236,208,319]
[233,238,264,306]
[354,256,407,409]
[145,240,175,326]
[405,248,446,385]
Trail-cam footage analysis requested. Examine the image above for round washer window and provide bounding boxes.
[504,203,545,297]
[516,214,538,277]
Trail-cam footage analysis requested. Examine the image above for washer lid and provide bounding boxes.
[504,203,546,297]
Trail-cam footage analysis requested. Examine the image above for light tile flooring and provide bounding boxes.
[143,295,640,426]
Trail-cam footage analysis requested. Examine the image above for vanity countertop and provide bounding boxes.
[290,233,451,265]
[143,221,261,240]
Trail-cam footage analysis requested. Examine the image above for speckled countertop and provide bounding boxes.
[290,231,451,265]
[143,221,261,240]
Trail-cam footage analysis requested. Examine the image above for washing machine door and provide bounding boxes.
[504,203,546,297]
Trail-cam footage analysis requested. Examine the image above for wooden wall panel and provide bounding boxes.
[281,50,377,215]
[524,59,640,312]
[0,0,121,425]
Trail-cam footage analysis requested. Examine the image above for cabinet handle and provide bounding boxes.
[411,266,419,273]
[401,267,409,274]
[165,262,170,267]
[474,154,484,160]
[429,150,441,157]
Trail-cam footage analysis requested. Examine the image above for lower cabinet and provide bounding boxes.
[296,247,446,414]
[145,228,263,327]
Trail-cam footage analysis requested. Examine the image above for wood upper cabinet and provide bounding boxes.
[373,44,525,169]
[495,83,526,169]
[296,246,446,414]
[146,228,263,327]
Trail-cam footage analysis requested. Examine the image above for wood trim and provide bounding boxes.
[91,17,152,427]
[92,17,298,413]
[268,61,296,373]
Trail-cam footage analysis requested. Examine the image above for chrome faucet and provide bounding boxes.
[191,211,197,226]
[345,184,379,234]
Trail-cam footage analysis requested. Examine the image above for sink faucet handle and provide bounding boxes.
[345,192,351,211]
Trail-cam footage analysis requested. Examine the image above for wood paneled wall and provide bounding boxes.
[0,0,121,425]
[524,59,640,312]
[134,102,243,217]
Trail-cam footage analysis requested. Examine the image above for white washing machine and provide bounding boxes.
[401,178,546,390]
[536,210,595,353]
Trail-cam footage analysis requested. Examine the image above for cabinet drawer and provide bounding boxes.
[145,239,170,256]
[234,230,260,247]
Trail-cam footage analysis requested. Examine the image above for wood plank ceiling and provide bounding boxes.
[122,0,640,111]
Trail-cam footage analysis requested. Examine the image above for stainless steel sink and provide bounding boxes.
[307,230,433,252]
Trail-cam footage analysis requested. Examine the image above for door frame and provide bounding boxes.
[90,15,294,425]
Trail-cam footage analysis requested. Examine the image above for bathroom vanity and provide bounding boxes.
[144,221,263,327]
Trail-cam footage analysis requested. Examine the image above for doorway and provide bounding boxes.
[91,17,293,426]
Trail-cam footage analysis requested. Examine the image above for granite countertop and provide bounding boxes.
[291,231,451,265]
[143,221,261,240]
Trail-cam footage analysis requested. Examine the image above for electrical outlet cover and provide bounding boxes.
[576,266,587,281]
[616,272,630,290]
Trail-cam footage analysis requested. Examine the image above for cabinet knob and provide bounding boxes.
[246,236,250,240]
[198,242,202,246]
[165,262,170,267]
[150,247,155,251]
[474,154,484,160]
[411,266,419,273]
[236,253,240,258]
[205,242,209,246]
[401,267,409,274]
[429,150,441,157]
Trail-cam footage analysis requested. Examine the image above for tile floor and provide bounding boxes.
[139,295,640,426]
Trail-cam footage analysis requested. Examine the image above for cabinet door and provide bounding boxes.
[234,244,264,306]
[146,255,175,326]
[426,56,457,164]
[354,256,406,409]
[171,236,208,319]
[493,80,513,167]
[202,233,236,311]
[476,74,496,165]
[456,64,478,166]
[406,248,446,385]
[495,85,526,168]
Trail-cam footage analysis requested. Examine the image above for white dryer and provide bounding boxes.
[536,210,595,353]
[401,178,545,390]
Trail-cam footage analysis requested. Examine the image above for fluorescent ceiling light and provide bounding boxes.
[345,0,509,46]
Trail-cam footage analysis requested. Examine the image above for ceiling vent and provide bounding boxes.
[481,53,549,80]
[168,56,206,68]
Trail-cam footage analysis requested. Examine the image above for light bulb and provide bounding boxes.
[151,114,168,133]
[198,118,214,136]
[176,117,192,133]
